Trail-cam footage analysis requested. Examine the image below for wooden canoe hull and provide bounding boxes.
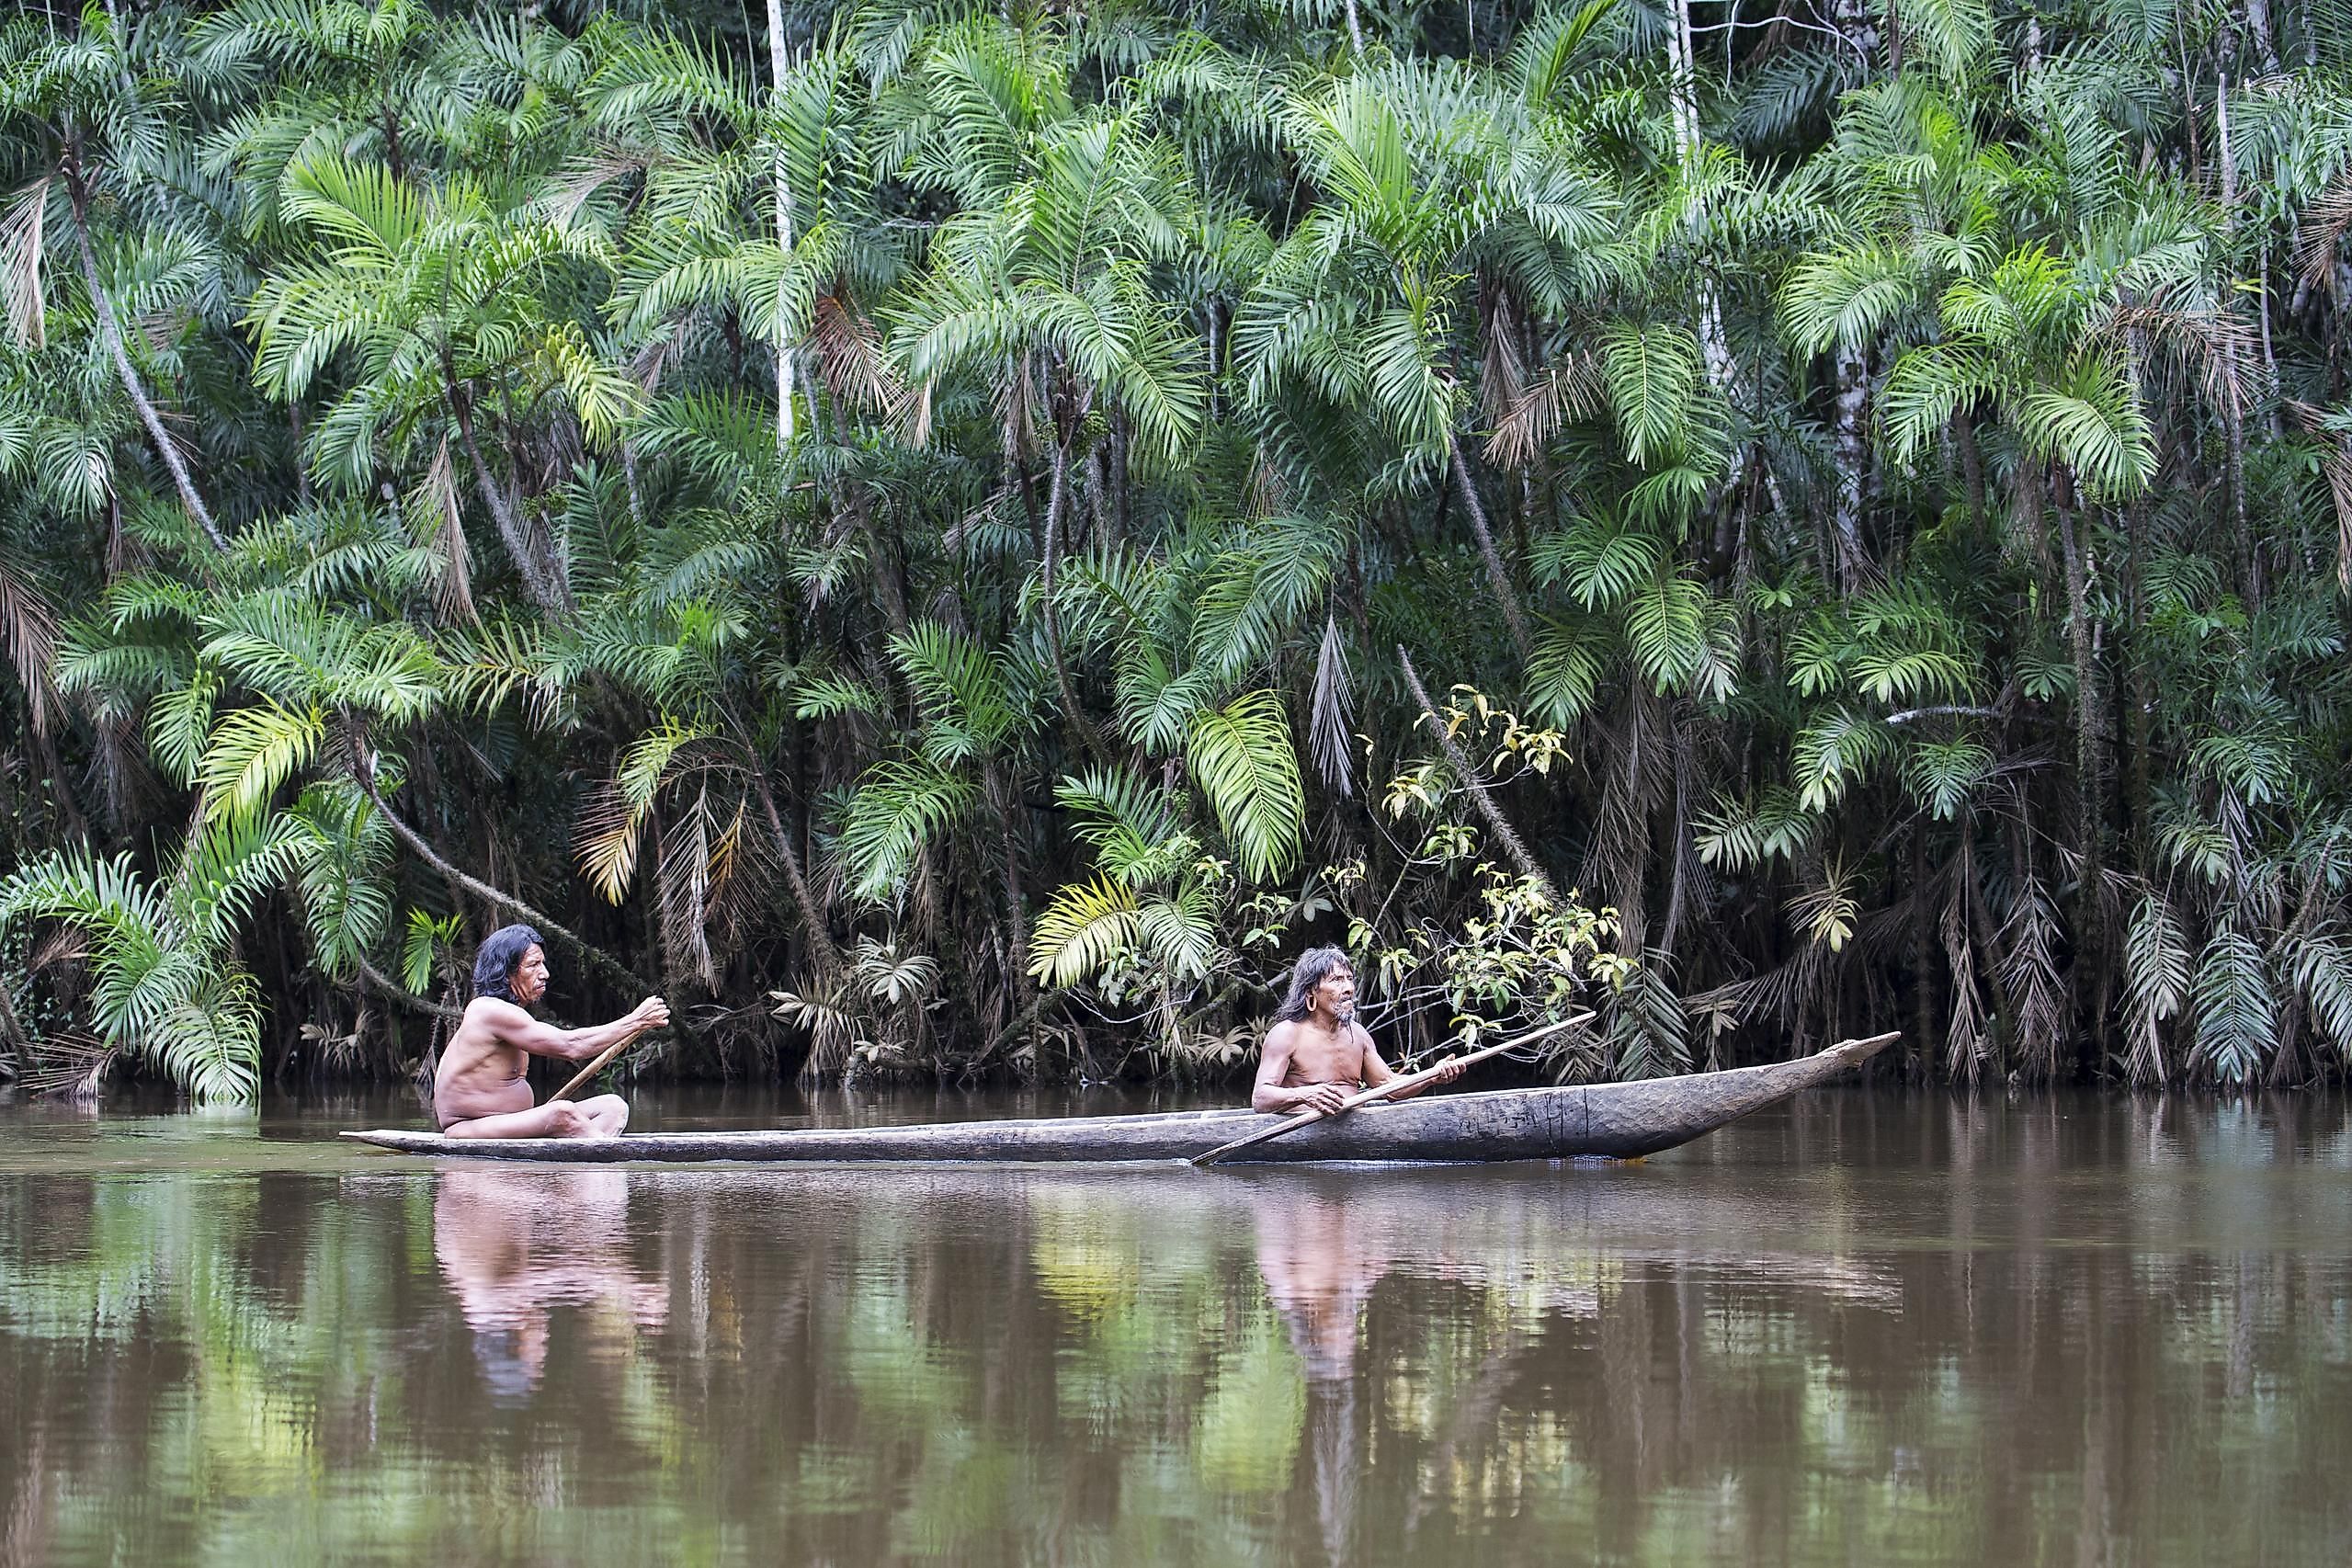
[341,1033,1894,1165]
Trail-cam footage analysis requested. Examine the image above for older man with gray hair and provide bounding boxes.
[1250,946,1464,1116]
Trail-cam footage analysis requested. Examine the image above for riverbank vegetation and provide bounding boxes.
[0,0,2346,1098]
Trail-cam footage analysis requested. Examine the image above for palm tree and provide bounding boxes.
[1237,62,1617,665]
[0,0,2347,1099]
[0,10,233,550]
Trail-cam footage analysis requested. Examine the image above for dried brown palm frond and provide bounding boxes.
[413,438,478,624]
[2294,173,2352,290]
[22,1035,110,1100]
[625,312,678,381]
[2107,289,2267,415]
[1941,893,1990,1082]
[0,553,59,737]
[808,289,911,419]
[1249,456,1291,517]
[546,152,653,227]
[1997,869,2066,1080]
[655,803,715,987]
[895,377,934,449]
[576,722,710,903]
[1584,687,1676,945]
[0,176,48,351]
[27,925,86,973]
[2323,439,2352,595]
[1483,353,1601,470]
[656,787,745,990]
[943,487,1017,554]
[1480,290,1525,431]
[994,349,1040,467]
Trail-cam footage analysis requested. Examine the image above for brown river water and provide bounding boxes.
[4,1085,2351,1566]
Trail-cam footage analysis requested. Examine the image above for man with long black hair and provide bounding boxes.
[1250,946,1463,1116]
[432,923,669,1139]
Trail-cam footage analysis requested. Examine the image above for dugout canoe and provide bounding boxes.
[340,1031,1896,1165]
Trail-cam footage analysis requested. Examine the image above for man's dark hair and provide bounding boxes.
[472,924,546,1003]
[1276,945,1355,1024]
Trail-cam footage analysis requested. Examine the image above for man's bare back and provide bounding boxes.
[1253,949,1461,1116]
[434,935,668,1140]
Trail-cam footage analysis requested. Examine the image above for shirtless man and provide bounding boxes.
[1251,946,1464,1116]
[433,923,670,1140]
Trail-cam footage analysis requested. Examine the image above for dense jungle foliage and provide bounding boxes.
[0,0,2346,1100]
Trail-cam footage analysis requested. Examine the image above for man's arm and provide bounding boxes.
[1357,1029,1465,1100]
[483,997,669,1062]
[1251,1024,1350,1116]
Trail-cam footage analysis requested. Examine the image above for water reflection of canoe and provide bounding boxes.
[341,1033,1893,1165]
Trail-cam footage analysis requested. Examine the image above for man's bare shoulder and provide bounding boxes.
[457,996,531,1040]
[1261,1018,1302,1051]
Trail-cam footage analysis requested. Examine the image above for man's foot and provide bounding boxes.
[571,1094,630,1139]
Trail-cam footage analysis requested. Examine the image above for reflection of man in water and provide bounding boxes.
[432,1168,667,1403]
[1253,1186,1391,1568]
[1255,1187,1391,1381]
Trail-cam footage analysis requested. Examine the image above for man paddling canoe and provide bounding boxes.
[433,923,669,1140]
[1252,947,1465,1116]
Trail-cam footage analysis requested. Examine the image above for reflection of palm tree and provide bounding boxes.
[431,1169,667,1403]
[1249,1182,1392,1568]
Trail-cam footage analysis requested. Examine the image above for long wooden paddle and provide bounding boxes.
[550,1035,634,1103]
[1190,1012,1592,1167]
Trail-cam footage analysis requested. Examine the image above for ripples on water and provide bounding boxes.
[4,1087,2352,1566]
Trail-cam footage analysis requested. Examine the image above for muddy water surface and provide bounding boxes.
[4,1086,2351,1566]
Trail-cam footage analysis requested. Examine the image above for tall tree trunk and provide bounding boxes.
[2244,0,2283,74]
[2216,75,2260,608]
[1442,428,1533,664]
[987,761,1037,1017]
[62,144,228,553]
[1398,647,1554,894]
[451,392,568,615]
[766,0,800,453]
[749,760,843,985]
[1831,341,1870,586]
[2042,467,2105,956]
[2123,494,2153,863]
[1041,437,1109,761]
[1665,0,1737,392]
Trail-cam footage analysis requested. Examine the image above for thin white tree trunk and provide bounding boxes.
[2244,0,2282,74]
[62,150,227,553]
[1831,341,1869,586]
[767,0,799,453]
[1665,0,1735,391]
